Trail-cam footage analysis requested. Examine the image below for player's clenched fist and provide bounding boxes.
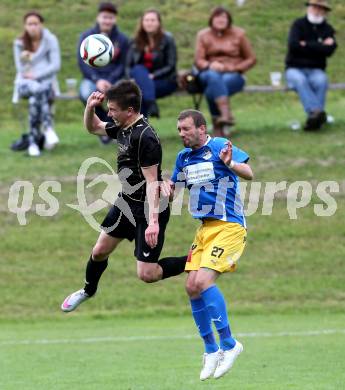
[86,91,105,108]
[160,179,174,198]
[145,223,159,248]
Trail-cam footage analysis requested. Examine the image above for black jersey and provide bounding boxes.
[105,116,162,202]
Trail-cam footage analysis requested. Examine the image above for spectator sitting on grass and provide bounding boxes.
[12,10,61,157]
[125,9,178,119]
[285,0,337,131]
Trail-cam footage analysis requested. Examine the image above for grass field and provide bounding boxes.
[1,0,345,388]
[2,313,345,389]
[1,92,345,320]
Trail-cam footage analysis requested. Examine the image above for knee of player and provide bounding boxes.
[137,269,159,283]
[194,276,212,294]
[185,279,200,297]
[92,244,110,261]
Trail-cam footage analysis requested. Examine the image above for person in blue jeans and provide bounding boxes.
[285,0,337,131]
[125,9,178,118]
[78,2,129,143]
[195,7,256,136]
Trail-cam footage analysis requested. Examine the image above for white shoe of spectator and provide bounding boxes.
[44,127,59,150]
[28,142,41,157]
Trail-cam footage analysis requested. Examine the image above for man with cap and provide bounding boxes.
[78,2,129,143]
[285,1,337,131]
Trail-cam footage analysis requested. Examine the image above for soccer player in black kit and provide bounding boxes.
[61,80,186,312]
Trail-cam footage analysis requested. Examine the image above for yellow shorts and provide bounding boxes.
[185,220,247,273]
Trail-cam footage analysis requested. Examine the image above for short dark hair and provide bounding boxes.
[178,109,207,128]
[105,80,142,112]
[98,2,118,14]
[208,6,232,29]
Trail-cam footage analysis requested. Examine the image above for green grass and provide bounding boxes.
[1,2,345,387]
[1,313,345,389]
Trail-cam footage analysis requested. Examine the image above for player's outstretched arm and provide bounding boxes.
[84,92,107,136]
[141,165,160,248]
[219,141,254,180]
[231,162,254,180]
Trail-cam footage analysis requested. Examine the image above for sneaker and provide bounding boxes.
[213,341,243,379]
[61,289,90,312]
[200,350,220,381]
[11,134,29,151]
[44,127,59,150]
[304,111,323,131]
[319,111,327,125]
[27,142,41,157]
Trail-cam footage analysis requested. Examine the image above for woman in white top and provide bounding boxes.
[12,11,61,156]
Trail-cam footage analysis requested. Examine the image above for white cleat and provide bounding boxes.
[27,142,40,157]
[200,350,220,381]
[44,127,59,150]
[214,341,243,379]
[61,289,90,312]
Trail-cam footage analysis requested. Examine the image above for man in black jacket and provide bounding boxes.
[285,0,337,130]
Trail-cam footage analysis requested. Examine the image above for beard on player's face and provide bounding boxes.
[181,129,202,149]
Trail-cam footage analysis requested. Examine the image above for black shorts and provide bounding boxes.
[101,196,170,263]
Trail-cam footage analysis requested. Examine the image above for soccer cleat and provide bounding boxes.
[213,340,243,379]
[200,350,220,381]
[61,289,90,312]
[44,127,59,150]
[27,142,41,157]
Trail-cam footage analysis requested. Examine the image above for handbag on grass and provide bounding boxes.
[179,65,203,94]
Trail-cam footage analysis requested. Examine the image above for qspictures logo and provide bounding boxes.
[6,156,343,230]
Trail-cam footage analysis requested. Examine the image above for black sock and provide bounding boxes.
[84,256,108,296]
[158,256,187,279]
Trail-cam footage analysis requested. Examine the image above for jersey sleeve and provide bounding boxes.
[232,145,250,163]
[139,128,162,167]
[213,137,250,164]
[105,122,120,139]
[171,153,185,183]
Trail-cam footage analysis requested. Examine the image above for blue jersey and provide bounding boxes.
[171,137,249,227]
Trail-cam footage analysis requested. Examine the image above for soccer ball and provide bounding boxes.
[80,34,114,67]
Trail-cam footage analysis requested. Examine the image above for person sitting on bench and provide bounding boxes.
[194,6,256,136]
[285,0,337,131]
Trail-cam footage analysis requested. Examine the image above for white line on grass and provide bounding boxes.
[1,328,345,347]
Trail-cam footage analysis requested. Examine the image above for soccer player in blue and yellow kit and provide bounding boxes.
[162,109,253,381]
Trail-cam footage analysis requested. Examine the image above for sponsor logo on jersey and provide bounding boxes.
[203,150,212,160]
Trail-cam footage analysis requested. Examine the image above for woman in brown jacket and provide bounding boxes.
[195,6,256,136]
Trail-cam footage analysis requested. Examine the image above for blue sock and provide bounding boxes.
[190,297,219,353]
[201,285,236,351]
